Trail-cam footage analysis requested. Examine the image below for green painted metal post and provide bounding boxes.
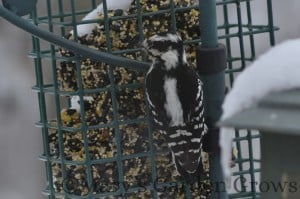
[199,0,218,48]
[197,0,228,198]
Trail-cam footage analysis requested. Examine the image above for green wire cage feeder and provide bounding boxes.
[0,0,278,198]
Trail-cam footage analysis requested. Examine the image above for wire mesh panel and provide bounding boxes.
[217,0,277,198]
[28,0,277,198]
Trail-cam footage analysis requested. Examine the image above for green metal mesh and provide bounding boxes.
[28,0,278,198]
[219,1,276,198]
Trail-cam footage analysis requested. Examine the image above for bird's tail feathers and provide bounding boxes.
[174,156,204,184]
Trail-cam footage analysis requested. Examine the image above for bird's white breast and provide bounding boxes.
[163,77,184,126]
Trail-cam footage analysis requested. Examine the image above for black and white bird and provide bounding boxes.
[142,33,207,180]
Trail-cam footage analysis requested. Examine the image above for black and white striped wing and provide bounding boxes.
[146,93,163,124]
[191,78,207,133]
[168,77,207,175]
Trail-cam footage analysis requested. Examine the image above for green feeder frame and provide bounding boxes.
[220,89,300,199]
[0,0,278,198]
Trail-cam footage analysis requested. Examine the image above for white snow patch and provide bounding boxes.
[220,39,300,189]
[70,95,94,112]
[70,0,133,37]
[150,33,181,43]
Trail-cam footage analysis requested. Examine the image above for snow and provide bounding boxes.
[220,39,300,188]
[164,78,184,126]
[70,0,200,37]
[70,0,133,37]
[70,95,94,112]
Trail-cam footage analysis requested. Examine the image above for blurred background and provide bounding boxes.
[0,0,299,198]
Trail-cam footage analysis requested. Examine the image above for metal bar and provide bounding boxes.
[170,0,177,33]
[102,0,126,196]
[135,0,158,197]
[235,0,247,72]
[0,5,150,72]
[34,4,199,23]
[31,7,55,199]
[70,1,94,197]
[266,0,276,46]
[245,0,256,61]
[198,1,227,198]
[45,0,70,197]
[199,0,218,48]
[222,0,235,86]
[57,0,66,36]
[234,130,247,193]
[246,130,258,198]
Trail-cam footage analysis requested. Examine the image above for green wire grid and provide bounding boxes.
[25,0,279,198]
[218,0,278,198]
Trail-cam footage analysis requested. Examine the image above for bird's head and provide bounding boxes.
[142,32,187,70]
